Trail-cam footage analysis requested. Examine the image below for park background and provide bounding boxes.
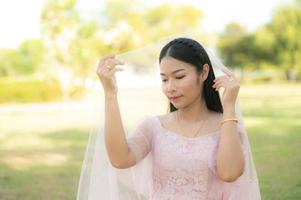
[0,0,300,199]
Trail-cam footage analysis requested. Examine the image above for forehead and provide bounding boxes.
[159,57,193,75]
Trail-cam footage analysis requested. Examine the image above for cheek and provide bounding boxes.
[161,84,168,95]
[161,84,165,92]
[182,76,197,89]
[183,77,203,98]
[161,77,196,94]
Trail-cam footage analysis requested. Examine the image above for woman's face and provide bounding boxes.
[159,56,209,109]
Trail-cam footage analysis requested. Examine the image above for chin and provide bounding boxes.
[170,102,179,108]
[171,102,186,109]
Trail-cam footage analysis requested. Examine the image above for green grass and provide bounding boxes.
[0,129,87,200]
[0,102,96,200]
[0,83,300,199]
[239,83,301,200]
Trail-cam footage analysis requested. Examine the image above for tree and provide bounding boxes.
[0,40,45,77]
[217,23,249,69]
[100,1,204,51]
[217,2,301,81]
[268,4,301,80]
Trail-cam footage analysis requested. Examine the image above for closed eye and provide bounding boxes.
[162,76,185,82]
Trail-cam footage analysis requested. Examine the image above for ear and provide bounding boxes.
[200,64,210,81]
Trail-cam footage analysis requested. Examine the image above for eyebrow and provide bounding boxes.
[160,69,185,76]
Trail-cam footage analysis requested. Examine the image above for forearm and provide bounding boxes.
[217,105,245,182]
[104,92,129,167]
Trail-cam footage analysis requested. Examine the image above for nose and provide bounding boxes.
[166,79,176,92]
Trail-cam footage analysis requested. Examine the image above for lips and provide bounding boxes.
[169,95,182,100]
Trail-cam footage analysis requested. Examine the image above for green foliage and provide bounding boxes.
[1,0,206,103]
[217,3,301,80]
[69,20,105,77]
[0,78,62,103]
[217,23,250,68]
[143,4,203,41]
[270,4,301,74]
[0,40,45,77]
[39,0,205,88]
[40,0,79,38]
[0,49,19,77]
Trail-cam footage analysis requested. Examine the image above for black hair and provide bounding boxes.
[159,37,223,113]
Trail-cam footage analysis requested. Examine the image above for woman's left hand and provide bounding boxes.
[212,67,240,108]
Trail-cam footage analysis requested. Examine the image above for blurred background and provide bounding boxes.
[0,0,300,199]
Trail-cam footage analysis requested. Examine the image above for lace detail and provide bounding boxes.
[127,115,261,199]
[152,168,210,200]
[151,116,220,199]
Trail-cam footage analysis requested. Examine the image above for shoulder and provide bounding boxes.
[153,112,178,131]
[137,114,161,128]
[154,112,175,125]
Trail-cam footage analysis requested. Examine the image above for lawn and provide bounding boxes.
[0,83,300,199]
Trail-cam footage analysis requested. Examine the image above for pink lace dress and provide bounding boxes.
[127,115,261,200]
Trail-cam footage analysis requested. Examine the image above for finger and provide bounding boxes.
[221,67,234,77]
[107,67,124,76]
[228,76,235,81]
[98,59,123,73]
[214,82,223,91]
[213,78,220,83]
[101,54,116,61]
[99,54,116,66]
[100,68,114,77]
[221,75,234,82]
[215,75,234,85]
[212,78,224,87]
[96,67,107,76]
[97,62,122,75]
[212,82,222,90]
[102,59,124,71]
[215,80,224,88]
[106,59,125,68]
[213,75,228,82]
[97,62,111,74]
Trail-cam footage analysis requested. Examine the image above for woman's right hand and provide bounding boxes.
[96,54,125,94]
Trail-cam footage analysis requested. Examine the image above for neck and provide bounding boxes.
[176,97,211,123]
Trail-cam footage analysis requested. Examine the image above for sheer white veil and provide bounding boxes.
[76,34,261,200]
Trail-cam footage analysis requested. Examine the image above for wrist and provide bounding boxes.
[221,118,238,125]
[105,91,118,98]
[222,101,235,107]
[223,107,236,118]
[223,103,235,111]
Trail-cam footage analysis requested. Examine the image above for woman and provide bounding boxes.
[77,37,261,199]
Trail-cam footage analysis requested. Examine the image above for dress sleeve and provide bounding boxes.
[209,122,248,176]
[127,116,153,164]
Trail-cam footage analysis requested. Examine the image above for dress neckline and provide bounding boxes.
[153,115,220,140]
